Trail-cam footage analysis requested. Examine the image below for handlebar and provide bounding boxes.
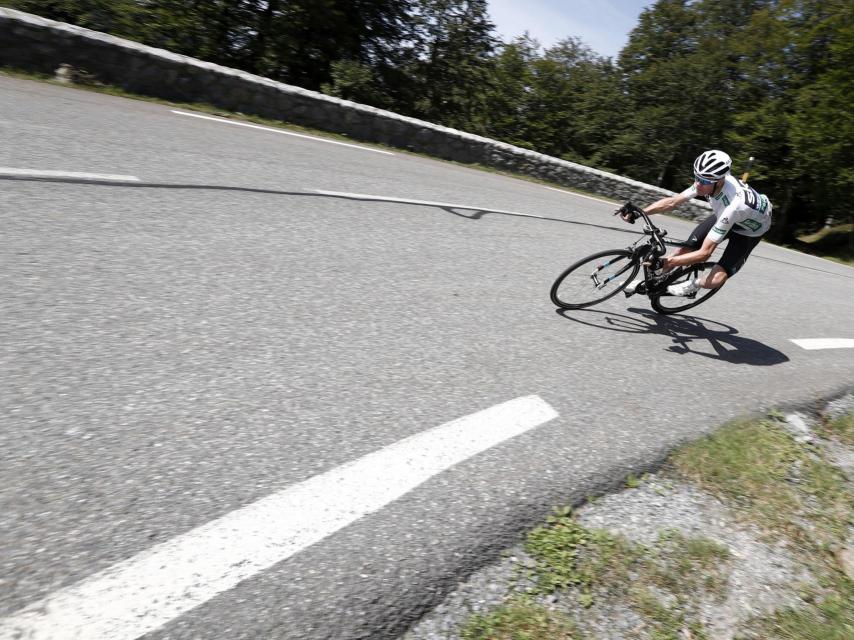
[615,201,667,255]
[614,201,644,223]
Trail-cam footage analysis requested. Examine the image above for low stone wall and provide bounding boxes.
[0,7,710,220]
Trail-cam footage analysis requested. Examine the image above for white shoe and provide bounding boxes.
[667,279,700,296]
[623,278,644,295]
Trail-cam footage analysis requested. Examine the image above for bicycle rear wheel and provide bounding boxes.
[650,262,721,314]
[550,249,639,309]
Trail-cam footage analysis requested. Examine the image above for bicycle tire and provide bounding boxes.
[550,249,640,309]
[649,261,722,314]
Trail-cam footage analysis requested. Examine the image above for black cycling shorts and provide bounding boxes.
[686,214,763,277]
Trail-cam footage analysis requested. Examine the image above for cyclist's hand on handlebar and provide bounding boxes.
[615,202,640,224]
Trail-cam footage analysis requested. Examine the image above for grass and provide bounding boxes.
[460,597,581,640]
[789,223,854,267]
[744,586,854,640]
[670,418,852,550]
[629,587,709,640]
[817,412,854,447]
[674,416,854,640]
[516,507,731,637]
[461,411,854,640]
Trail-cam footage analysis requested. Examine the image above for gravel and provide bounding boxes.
[399,393,854,640]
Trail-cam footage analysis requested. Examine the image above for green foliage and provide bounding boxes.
[818,411,854,446]
[521,508,730,637]
[404,0,499,131]
[460,597,580,640]
[524,508,600,596]
[630,587,709,640]
[321,59,390,108]
[672,417,853,556]
[744,586,854,640]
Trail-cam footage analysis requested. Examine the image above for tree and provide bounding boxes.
[7,0,135,33]
[480,35,539,148]
[786,0,854,229]
[608,0,704,185]
[406,0,499,132]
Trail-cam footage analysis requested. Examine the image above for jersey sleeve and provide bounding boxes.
[706,204,739,244]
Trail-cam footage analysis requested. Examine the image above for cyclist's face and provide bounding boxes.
[694,178,718,195]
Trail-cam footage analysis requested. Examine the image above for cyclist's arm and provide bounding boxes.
[664,236,718,267]
[643,192,691,215]
[620,189,692,222]
[665,205,737,267]
[643,186,694,215]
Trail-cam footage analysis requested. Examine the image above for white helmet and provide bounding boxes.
[693,149,732,181]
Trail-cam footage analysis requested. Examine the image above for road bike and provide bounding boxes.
[550,202,722,315]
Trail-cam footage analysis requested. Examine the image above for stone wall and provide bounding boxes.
[0,7,711,220]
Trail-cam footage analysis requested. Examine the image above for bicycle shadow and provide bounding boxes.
[555,306,789,366]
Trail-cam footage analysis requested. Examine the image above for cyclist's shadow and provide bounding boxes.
[556,307,789,366]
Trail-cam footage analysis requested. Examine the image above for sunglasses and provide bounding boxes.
[695,177,717,186]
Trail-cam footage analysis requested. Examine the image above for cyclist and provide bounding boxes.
[622,149,772,297]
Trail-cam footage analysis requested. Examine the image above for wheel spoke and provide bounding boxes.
[650,262,721,314]
[551,250,639,309]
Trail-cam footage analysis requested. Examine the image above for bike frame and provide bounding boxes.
[620,203,694,293]
[550,202,723,313]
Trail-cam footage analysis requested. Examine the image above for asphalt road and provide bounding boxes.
[1,74,853,639]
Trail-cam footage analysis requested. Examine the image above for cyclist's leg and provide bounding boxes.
[707,232,763,287]
[667,214,717,268]
[699,264,728,289]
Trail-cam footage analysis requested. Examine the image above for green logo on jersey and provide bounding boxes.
[714,192,731,206]
[741,219,762,231]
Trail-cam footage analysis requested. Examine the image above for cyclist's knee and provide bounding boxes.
[707,266,728,288]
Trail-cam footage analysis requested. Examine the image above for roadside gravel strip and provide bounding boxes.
[401,392,854,640]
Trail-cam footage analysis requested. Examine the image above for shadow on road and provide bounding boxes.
[0,175,639,238]
[556,306,789,366]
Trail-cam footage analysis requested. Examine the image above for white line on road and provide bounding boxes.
[790,339,854,350]
[171,110,395,156]
[545,185,618,206]
[0,168,140,182]
[313,189,554,219]
[0,395,558,640]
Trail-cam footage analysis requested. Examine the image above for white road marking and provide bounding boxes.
[790,338,854,350]
[0,168,140,182]
[171,110,395,156]
[545,185,617,206]
[0,395,558,640]
[313,189,553,219]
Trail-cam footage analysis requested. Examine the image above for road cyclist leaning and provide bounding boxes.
[621,149,773,297]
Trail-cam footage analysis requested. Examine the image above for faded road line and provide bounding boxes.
[0,395,558,640]
[313,189,554,219]
[790,338,854,350]
[0,168,140,182]
[172,110,395,155]
[545,186,618,206]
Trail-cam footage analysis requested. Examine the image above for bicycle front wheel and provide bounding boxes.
[650,262,721,314]
[550,249,639,309]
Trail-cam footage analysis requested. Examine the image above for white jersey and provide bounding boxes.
[680,175,772,243]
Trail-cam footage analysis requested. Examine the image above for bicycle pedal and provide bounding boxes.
[624,283,647,297]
